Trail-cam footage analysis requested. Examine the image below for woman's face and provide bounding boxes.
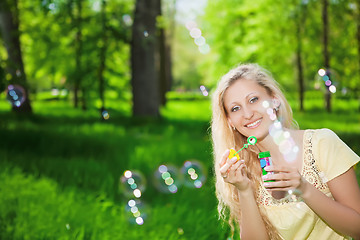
[223,78,276,141]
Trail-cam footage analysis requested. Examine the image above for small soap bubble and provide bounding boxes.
[120,170,146,198]
[189,28,201,38]
[153,164,182,193]
[194,36,206,46]
[122,14,133,26]
[65,223,70,230]
[101,110,110,120]
[143,31,149,37]
[318,68,326,77]
[185,20,197,30]
[262,100,270,108]
[198,44,210,54]
[329,85,336,93]
[125,199,147,225]
[199,85,209,96]
[6,85,26,107]
[177,228,184,235]
[181,160,207,188]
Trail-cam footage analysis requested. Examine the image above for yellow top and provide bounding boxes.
[256,129,360,240]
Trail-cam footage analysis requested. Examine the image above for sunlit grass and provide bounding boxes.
[0,92,359,239]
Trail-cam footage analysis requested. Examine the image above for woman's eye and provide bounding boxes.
[249,97,258,103]
[231,106,240,112]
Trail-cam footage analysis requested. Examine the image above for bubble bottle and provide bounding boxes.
[258,151,274,182]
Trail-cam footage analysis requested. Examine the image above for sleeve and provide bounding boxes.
[313,128,360,182]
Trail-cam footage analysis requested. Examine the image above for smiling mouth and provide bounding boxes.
[245,119,261,128]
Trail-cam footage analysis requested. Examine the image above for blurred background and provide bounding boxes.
[0,0,359,239]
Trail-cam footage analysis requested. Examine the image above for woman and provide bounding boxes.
[211,63,360,239]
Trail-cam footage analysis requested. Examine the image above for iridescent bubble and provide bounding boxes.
[325,80,332,86]
[153,164,182,193]
[181,160,207,188]
[6,85,26,107]
[143,31,149,37]
[125,199,147,225]
[120,170,146,198]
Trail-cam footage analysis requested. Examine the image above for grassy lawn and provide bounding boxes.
[0,93,359,239]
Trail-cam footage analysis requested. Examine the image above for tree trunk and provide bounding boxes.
[74,0,83,108]
[322,0,331,112]
[131,0,160,117]
[356,0,360,111]
[295,2,307,112]
[98,0,107,112]
[157,0,168,106]
[0,0,32,113]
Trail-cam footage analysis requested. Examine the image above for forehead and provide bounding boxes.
[223,79,269,105]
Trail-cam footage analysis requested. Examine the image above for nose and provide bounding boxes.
[242,105,254,119]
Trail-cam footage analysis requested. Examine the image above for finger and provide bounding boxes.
[263,180,293,189]
[219,149,230,167]
[229,159,244,171]
[219,157,238,175]
[264,165,296,173]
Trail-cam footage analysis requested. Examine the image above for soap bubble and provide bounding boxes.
[181,160,207,188]
[101,110,110,120]
[125,199,147,225]
[120,170,146,198]
[153,164,182,193]
[6,85,26,107]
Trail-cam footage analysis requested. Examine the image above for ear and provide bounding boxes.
[272,98,281,109]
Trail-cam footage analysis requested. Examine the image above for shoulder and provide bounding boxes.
[311,128,339,144]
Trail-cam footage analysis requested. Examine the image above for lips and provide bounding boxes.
[245,119,262,128]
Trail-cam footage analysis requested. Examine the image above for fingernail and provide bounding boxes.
[264,166,270,171]
[230,157,237,164]
[263,182,270,187]
[262,175,268,180]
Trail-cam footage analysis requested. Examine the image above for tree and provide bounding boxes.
[322,0,332,112]
[131,0,160,117]
[294,1,308,112]
[0,0,32,113]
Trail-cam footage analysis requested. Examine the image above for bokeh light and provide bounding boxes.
[120,170,146,198]
[181,160,207,188]
[153,164,182,194]
[6,84,26,107]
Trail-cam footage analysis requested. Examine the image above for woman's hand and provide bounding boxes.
[261,165,308,193]
[219,149,251,192]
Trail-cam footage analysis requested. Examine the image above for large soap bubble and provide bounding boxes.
[119,170,146,198]
[153,164,182,194]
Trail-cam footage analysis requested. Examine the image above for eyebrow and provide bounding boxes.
[228,92,257,106]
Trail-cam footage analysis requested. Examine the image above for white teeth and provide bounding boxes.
[246,119,261,127]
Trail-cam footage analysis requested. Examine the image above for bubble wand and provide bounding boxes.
[229,136,257,161]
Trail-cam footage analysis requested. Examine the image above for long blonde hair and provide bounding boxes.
[211,63,298,239]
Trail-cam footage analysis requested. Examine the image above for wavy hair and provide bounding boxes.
[211,63,298,239]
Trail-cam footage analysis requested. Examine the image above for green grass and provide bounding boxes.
[0,93,359,239]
